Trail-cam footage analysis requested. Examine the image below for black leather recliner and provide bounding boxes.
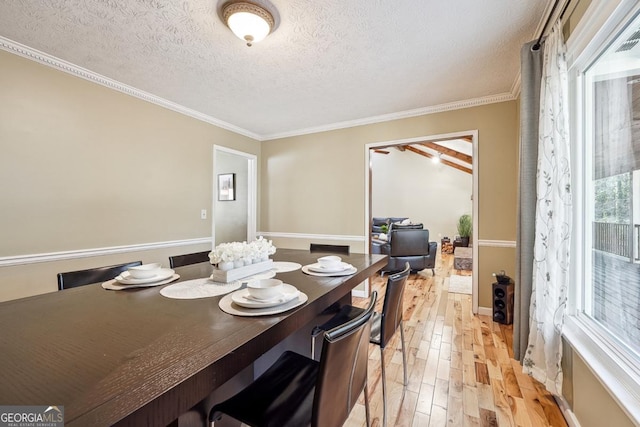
[372,229,437,274]
[372,217,408,233]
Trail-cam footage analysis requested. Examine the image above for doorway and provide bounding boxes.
[364,131,479,313]
[212,145,257,246]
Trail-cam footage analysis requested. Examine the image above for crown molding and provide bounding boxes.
[260,92,517,140]
[1,36,519,142]
[0,36,262,141]
[511,71,522,99]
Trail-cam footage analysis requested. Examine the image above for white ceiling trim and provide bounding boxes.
[2,35,518,142]
[260,92,517,141]
[0,36,262,141]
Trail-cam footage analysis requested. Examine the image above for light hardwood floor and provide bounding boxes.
[345,253,568,427]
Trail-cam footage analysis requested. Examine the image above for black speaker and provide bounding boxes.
[492,280,514,324]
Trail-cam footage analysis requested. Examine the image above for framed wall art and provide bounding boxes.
[218,173,236,201]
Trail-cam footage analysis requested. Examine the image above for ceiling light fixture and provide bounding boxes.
[432,153,442,164]
[222,1,275,47]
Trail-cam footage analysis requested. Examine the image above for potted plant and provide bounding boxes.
[457,214,472,247]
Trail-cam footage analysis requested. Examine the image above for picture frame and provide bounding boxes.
[218,173,236,201]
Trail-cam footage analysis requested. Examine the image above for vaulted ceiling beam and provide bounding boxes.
[419,141,472,164]
[403,145,472,174]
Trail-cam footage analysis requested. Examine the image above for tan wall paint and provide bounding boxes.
[0,50,259,300]
[572,350,636,427]
[261,101,519,304]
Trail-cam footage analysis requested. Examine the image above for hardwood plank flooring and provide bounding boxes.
[346,253,568,427]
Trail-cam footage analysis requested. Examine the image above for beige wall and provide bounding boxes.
[0,50,260,300]
[568,346,636,427]
[261,101,519,305]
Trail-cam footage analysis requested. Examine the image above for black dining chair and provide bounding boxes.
[168,251,210,268]
[310,262,410,427]
[57,261,142,290]
[209,291,377,427]
[309,243,350,255]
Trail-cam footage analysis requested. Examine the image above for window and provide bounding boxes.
[567,2,640,421]
[582,7,640,363]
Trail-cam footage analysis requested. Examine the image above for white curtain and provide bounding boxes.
[522,21,572,395]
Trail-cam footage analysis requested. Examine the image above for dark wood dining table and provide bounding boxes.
[0,249,386,426]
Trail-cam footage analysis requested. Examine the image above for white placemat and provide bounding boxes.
[271,261,302,273]
[242,270,277,280]
[218,289,308,316]
[102,274,180,290]
[160,278,242,299]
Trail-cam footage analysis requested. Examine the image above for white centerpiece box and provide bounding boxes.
[210,259,274,283]
[209,237,276,283]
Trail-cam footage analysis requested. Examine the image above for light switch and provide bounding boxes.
[201,209,207,220]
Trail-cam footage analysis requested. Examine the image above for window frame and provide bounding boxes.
[566,0,640,422]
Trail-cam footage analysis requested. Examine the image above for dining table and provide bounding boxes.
[0,248,387,427]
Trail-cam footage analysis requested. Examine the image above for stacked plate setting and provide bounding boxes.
[303,255,357,276]
[114,263,176,287]
[231,278,300,309]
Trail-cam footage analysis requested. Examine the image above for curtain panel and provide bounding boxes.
[522,22,572,394]
[514,39,543,362]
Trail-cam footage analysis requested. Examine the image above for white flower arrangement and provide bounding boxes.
[208,237,276,269]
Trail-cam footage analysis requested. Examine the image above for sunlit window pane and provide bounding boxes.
[584,14,640,357]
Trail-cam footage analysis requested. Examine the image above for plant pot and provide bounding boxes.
[460,237,470,247]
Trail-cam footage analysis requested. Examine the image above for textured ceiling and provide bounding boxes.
[0,0,549,139]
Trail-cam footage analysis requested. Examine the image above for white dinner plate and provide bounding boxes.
[103,274,180,290]
[307,262,352,273]
[301,265,357,277]
[219,291,308,317]
[231,284,300,308]
[115,268,175,285]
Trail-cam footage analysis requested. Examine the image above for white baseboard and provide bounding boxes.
[0,237,211,267]
[351,289,368,298]
[477,306,493,316]
[554,394,581,427]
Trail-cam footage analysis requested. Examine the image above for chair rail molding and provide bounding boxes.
[257,231,366,242]
[0,237,211,267]
[477,239,517,248]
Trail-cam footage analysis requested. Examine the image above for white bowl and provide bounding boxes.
[127,263,162,279]
[317,255,342,269]
[247,278,284,300]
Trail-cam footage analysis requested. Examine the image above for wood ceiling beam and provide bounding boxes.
[419,141,472,164]
[412,135,474,146]
[403,145,472,174]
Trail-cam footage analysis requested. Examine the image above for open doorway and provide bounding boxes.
[364,131,479,313]
[212,145,257,246]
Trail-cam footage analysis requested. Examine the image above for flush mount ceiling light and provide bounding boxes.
[432,153,442,164]
[222,1,275,47]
